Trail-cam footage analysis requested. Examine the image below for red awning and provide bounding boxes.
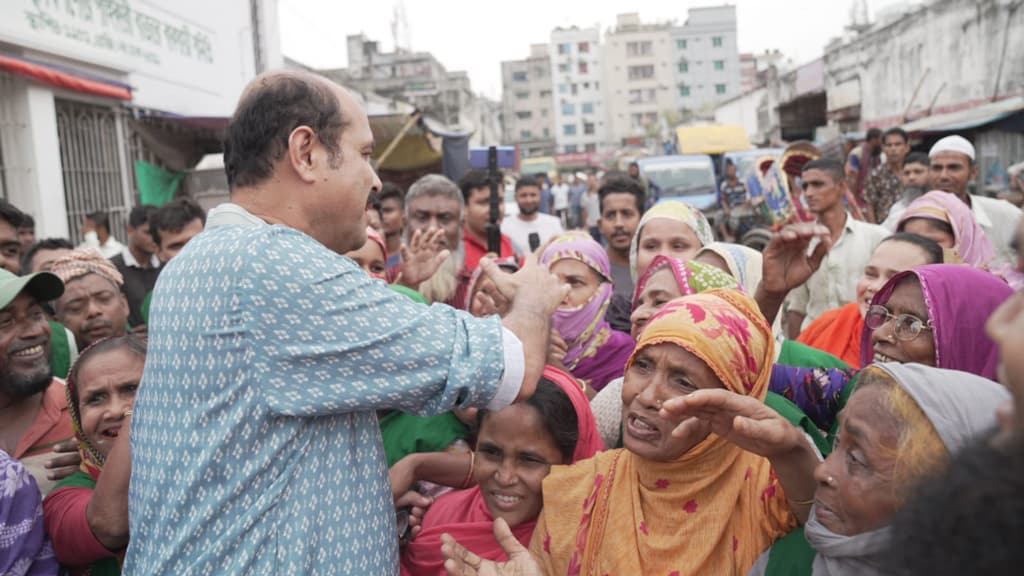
[0,54,131,100]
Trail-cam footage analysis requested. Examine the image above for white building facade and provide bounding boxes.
[0,0,280,240]
[671,6,742,118]
[602,13,675,148]
[501,44,555,157]
[549,26,608,154]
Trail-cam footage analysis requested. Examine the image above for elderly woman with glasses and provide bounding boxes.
[861,264,1012,380]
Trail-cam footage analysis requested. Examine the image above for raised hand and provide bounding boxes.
[483,253,568,318]
[661,389,803,459]
[547,329,568,370]
[758,222,831,296]
[397,228,450,289]
[441,518,541,576]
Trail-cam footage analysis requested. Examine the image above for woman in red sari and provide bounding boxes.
[398,366,603,575]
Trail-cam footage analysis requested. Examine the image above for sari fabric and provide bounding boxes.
[897,190,995,267]
[541,233,633,391]
[698,242,764,294]
[46,340,124,575]
[400,366,604,575]
[859,264,1012,380]
[533,290,795,576]
[797,303,864,368]
[629,200,715,281]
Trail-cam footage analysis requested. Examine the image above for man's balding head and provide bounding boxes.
[223,70,382,255]
[224,70,350,189]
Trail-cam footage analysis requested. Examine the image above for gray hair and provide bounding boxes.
[404,174,464,218]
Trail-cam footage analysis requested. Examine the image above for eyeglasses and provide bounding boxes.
[864,304,933,341]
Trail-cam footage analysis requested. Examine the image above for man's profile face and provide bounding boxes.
[308,86,383,255]
[128,223,158,256]
[380,197,404,238]
[465,187,503,239]
[0,221,21,275]
[157,218,204,263]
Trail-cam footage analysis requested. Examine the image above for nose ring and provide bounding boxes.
[826,476,836,486]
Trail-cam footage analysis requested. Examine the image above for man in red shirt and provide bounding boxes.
[458,169,516,272]
[0,267,78,494]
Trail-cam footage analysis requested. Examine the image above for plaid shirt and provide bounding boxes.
[865,163,903,222]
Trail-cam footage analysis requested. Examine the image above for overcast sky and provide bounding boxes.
[279,0,907,100]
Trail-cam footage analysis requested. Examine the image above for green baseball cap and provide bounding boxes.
[0,268,65,310]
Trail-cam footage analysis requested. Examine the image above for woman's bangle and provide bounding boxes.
[460,451,476,489]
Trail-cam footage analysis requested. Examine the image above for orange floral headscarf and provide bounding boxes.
[530,290,796,576]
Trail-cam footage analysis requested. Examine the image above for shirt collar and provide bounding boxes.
[120,246,160,269]
[206,203,269,229]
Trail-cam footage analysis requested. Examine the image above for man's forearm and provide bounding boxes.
[502,305,551,402]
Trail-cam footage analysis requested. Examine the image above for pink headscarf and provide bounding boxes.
[897,191,995,267]
[364,226,388,281]
[860,264,1012,380]
[399,365,604,575]
[539,232,614,371]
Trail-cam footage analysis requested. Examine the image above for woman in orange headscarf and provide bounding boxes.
[443,290,811,576]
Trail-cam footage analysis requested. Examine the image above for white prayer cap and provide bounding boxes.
[929,135,975,161]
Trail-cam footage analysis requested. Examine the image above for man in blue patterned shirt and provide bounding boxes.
[124,70,565,575]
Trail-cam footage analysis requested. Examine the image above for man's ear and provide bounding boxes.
[286,126,318,184]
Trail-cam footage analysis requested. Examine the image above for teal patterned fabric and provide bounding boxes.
[125,206,508,575]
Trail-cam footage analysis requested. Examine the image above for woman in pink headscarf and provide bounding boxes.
[897,190,995,267]
[540,232,635,393]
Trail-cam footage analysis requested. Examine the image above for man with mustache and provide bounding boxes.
[0,266,78,495]
[49,250,129,351]
[597,175,644,333]
[501,176,564,255]
[403,174,472,307]
[927,135,1021,267]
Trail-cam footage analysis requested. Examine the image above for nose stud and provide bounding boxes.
[826,476,836,486]
[656,400,663,409]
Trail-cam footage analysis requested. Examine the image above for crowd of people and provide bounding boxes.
[2,68,1024,576]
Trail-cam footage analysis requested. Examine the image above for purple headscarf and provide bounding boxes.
[860,264,1013,380]
[541,232,633,391]
[0,451,58,575]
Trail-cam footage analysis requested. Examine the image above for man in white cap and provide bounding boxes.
[929,134,1021,266]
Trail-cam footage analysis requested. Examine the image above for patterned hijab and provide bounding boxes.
[804,362,1008,576]
[540,232,615,371]
[364,226,388,280]
[50,248,124,288]
[860,264,1013,380]
[697,242,764,294]
[632,255,740,308]
[629,200,715,281]
[897,190,995,267]
[534,290,796,576]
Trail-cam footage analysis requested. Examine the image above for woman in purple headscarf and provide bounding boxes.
[861,264,1013,380]
[540,232,634,394]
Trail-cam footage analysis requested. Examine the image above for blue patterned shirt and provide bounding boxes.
[124,205,516,575]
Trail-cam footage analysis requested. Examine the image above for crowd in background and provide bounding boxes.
[2,69,1024,576]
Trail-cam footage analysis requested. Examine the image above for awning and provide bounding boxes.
[0,54,131,100]
[370,112,445,172]
[902,96,1024,134]
[675,125,753,155]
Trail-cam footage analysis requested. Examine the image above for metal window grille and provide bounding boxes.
[55,98,132,244]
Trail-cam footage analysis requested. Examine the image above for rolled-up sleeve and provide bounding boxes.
[248,229,516,417]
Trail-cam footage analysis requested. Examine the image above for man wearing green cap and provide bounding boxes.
[0,267,80,494]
